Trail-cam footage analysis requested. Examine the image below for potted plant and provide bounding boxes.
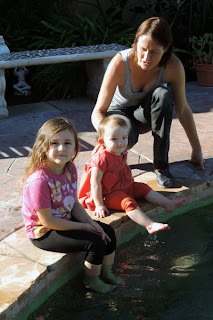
[189,33,213,86]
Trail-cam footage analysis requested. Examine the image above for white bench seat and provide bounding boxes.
[0,43,128,119]
[0,43,128,69]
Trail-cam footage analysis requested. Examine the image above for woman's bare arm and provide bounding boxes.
[91,53,125,130]
[166,55,204,169]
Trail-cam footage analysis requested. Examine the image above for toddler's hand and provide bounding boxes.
[94,205,109,218]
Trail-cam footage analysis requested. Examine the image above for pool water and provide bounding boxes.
[28,200,213,320]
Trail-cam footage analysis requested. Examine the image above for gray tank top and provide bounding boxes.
[108,48,165,111]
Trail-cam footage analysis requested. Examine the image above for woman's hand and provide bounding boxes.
[91,53,124,131]
[190,150,205,169]
[94,204,109,218]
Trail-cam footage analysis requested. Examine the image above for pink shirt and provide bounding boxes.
[22,162,77,239]
[79,145,134,211]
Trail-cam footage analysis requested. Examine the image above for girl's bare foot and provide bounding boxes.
[146,222,171,234]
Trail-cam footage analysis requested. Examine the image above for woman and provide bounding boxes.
[91,17,204,188]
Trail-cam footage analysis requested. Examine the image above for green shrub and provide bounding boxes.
[0,0,136,101]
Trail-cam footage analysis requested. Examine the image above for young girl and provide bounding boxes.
[21,117,124,294]
[79,115,186,234]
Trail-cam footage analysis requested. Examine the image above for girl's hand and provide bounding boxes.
[94,204,109,218]
[89,220,111,244]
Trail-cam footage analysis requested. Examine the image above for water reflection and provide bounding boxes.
[29,201,213,320]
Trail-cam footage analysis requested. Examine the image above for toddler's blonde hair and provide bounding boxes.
[98,115,129,139]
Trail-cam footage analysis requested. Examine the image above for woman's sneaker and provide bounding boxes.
[154,169,174,188]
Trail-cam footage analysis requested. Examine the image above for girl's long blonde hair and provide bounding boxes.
[20,117,79,190]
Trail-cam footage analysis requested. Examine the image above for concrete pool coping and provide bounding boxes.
[1,178,213,320]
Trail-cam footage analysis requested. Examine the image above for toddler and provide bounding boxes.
[79,115,186,234]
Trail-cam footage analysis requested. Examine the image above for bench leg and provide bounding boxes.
[0,69,9,119]
[0,70,9,119]
[86,58,111,100]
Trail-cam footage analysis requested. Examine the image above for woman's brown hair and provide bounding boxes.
[131,17,173,67]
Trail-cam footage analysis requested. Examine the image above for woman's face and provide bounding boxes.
[136,34,167,71]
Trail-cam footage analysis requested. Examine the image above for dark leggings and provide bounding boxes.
[108,86,173,169]
[31,221,116,265]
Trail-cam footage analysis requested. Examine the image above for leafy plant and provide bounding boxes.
[1,0,212,100]
[30,62,87,101]
[0,0,55,50]
[0,0,136,101]
[189,33,213,64]
[28,11,135,49]
[27,1,136,101]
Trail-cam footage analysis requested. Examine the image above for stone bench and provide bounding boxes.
[0,38,128,119]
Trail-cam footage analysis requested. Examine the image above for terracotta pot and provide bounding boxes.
[195,64,213,86]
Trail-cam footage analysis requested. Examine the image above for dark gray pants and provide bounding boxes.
[108,86,173,169]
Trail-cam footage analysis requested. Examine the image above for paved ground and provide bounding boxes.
[0,82,213,242]
[0,82,213,319]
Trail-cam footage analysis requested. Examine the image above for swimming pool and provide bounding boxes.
[27,197,213,320]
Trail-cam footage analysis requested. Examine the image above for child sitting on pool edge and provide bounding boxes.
[79,115,186,234]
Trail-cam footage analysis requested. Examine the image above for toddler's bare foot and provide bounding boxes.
[166,197,186,212]
[146,222,171,234]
